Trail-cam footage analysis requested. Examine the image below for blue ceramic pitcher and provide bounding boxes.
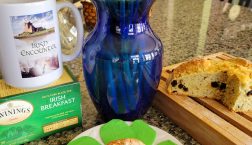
[82,0,163,121]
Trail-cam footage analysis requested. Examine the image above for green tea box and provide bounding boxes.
[0,67,82,145]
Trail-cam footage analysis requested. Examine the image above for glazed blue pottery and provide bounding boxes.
[82,0,163,121]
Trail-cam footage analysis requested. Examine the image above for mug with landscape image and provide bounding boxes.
[11,10,60,78]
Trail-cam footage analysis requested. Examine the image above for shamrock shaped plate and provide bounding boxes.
[70,119,182,145]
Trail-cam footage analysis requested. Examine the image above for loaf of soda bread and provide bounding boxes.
[167,57,252,112]
[107,139,144,145]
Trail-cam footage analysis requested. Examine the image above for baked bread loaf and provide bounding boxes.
[107,138,144,145]
[167,57,252,112]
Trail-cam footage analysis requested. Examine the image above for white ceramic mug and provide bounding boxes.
[0,0,83,89]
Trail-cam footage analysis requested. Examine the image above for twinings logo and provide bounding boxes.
[0,100,33,125]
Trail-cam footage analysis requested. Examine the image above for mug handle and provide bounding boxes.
[56,2,84,62]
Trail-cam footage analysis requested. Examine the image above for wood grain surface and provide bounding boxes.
[154,52,252,145]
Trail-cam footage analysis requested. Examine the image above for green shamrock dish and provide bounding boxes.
[157,140,177,145]
[100,119,135,144]
[68,136,101,145]
[130,120,156,145]
[68,119,177,145]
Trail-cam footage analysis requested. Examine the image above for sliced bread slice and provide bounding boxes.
[167,57,252,112]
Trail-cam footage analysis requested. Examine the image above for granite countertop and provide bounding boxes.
[26,0,252,144]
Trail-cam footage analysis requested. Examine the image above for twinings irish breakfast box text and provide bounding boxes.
[0,67,82,145]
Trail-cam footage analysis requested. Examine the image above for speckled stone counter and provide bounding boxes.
[25,0,252,144]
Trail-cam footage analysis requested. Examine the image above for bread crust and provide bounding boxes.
[172,58,210,78]
[170,58,252,84]
[227,57,252,68]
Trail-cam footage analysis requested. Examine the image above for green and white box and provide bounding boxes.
[0,67,82,145]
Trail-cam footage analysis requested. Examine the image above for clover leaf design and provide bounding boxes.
[68,119,176,145]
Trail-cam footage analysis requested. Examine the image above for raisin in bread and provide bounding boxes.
[167,57,252,112]
[107,139,144,145]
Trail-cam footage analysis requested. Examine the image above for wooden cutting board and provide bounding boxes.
[153,52,252,145]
